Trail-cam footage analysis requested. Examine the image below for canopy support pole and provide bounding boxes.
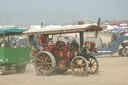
[3,33,5,47]
[79,32,84,48]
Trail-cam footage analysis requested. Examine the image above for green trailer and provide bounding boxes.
[0,29,31,75]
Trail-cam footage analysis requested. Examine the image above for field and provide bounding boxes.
[0,54,128,85]
[0,32,128,85]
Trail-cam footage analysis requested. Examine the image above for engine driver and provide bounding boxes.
[39,34,49,51]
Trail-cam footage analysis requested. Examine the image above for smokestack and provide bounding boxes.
[85,17,89,24]
[41,21,44,28]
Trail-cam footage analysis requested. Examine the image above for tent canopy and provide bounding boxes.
[24,24,102,35]
[0,29,25,36]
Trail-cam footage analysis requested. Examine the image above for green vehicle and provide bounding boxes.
[0,29,31,75]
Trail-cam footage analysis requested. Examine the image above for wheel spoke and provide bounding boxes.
[43,65,46,70]
[91,67,94,72]
[45,55,49,63]
[89,58,94,63]
[80,63,86,67]
[46,62,52,65]
[76,59,83,65]
[41,53,46,61]
[47,56,51,62]
[88,56,99,74]
[38,65,44,71]
[92,66,96,71]
[72,63,78,67]
[92,60,96,64]
[36,58,42,62]
[80,68,84,73]
[74,68,78,72]
[46,65,52,70]
[75,59,79,64]
[89,67,93,72]
[38,55,43,62]
[93,63,97,67]
[74,60,78,64]
[89,58,92,62]
[44,65,49,70]
[36,62,43,66]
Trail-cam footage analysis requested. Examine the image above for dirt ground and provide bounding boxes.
[0,54,128,85]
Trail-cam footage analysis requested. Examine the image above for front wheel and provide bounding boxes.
[88,56,99,74]
[71,56,88,76]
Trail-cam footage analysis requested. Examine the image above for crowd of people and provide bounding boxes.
[0,36,28,48]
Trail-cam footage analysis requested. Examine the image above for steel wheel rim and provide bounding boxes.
[35,52,55,75]
[71,56,88,76]
[88,57,98,74]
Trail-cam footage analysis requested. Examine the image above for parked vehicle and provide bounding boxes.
[0,29,31,75]
[85,32,128,57]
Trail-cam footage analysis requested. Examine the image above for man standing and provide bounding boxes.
[38,34,49,51]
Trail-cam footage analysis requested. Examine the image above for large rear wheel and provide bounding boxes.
[71,56,88,76]
[34,51,56,76]
[88,56,99,74]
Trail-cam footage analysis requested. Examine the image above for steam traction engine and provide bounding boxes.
[34,37,99,76]
[24,25,102,76]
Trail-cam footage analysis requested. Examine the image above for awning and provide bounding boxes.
[0,29,25,36]
[24,24,102,35]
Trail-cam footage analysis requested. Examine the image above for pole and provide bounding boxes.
[79,32,84,48]
[3,33,5,47]
[95,18,101,38]
[41,21,43,28]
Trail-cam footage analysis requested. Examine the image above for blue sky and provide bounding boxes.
[0,0,127,25]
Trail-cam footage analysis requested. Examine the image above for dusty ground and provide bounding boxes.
[0,54,128,85]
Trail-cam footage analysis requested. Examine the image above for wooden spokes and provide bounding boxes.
[34,51,56,76]
[88,56,99,74]
[71,56,88,76]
